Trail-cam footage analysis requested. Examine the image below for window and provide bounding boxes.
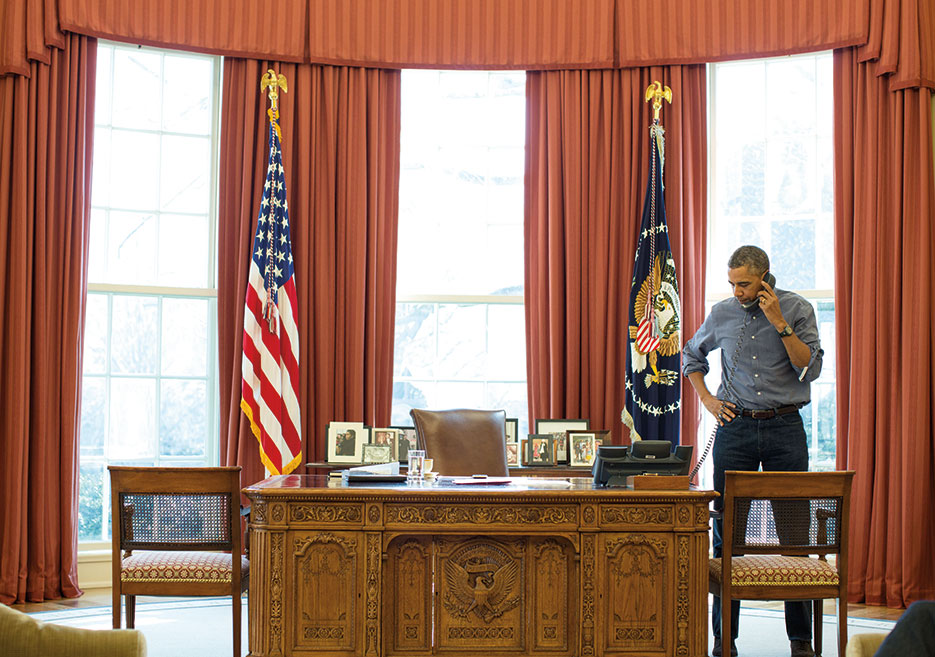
[701,52,836,483]
[78,43,221,543]
[392,70,529,434]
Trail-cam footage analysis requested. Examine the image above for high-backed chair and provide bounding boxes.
[109,466,248,657]
[709,470,854,657]
[409,408,509,476]
[0,603,146,657]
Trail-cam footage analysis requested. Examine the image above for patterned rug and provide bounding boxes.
[30,599,894,657]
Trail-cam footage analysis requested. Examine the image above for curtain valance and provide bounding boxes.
[4,0,932,91]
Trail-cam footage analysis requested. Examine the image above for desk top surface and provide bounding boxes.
[244,474,715,501]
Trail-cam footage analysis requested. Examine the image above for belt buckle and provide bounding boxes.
[751,409,774,419]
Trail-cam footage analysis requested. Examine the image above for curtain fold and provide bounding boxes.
[833,47,935,606]
[218,60,401,485]
[524,65,707,449]
[0,33,95,604]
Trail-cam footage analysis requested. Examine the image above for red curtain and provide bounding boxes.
[218,60,401,485]
[833,47,935,606]
[0,33,95,604]
[524,65,707,450]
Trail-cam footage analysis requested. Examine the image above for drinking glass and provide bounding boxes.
[407,450,426,484]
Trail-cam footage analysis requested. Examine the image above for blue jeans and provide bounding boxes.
[711,411,812,643]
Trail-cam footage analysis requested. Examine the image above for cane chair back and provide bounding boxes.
[709,470,854,657]
[109,466,248,657]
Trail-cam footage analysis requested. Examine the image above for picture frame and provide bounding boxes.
[535,418,589,464]
[526,434,555,466]
[592,430,611,450]
[505,418,519,443]
[505,442,520,467]
[392,426,419,462]
[371,428,399,461]
[519,439,528,465]
[362,443,393,464]
[326,421,368,464]
[568,431,598,467]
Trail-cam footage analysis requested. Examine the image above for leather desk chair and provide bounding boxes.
[410,408,509,476]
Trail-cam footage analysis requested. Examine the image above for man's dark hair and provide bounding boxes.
[728,245,770,274]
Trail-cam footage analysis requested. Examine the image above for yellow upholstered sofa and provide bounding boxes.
[0,603,146,657]
[845,632,888,657]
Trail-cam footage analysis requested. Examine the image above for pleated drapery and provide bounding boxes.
[524,66,707,454]
[0,34,95,604]
[833,47,935,606]
[218,60,401,485]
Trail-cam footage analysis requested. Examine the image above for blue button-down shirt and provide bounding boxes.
[682,289,823,410]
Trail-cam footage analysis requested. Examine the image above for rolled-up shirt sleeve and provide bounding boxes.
[791,302,823,383]
[682,317,715,377]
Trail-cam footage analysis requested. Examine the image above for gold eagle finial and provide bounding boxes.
[644,81,672,122]
[260,69,288,113]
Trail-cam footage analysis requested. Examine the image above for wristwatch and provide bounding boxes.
[777,324,794,338]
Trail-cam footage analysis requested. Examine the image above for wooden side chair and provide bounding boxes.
[410,408,509,476]
[109,466,249,657]
[709,470,854,657]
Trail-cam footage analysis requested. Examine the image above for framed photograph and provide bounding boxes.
[535,419,589,464]
[505,418,519,443]
[326,421,368,464]
[371,428,399,461]
[526,434,555,466]
[362,443,393,464]
[592,430,611,450]
[519,439,528,465]
[568,431,597,467]
[505,442,520,467]
[392,426,419,462]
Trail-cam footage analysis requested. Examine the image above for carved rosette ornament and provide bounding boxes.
[677,504,691,525]
[368,504,381,524]
[582,504,596,525]
[270,503,285,523]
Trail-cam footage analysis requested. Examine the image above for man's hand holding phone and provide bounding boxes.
[757,279,786,330]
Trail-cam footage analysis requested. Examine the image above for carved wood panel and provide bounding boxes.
[289,531,362,655]
[383,537,433,653]
[530,538,575,652]
[599,533,675,654]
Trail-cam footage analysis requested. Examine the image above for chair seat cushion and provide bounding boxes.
[121,550,249,583]
[709,556,839,586]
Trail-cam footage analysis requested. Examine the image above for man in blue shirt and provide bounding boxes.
[683,245,824,657]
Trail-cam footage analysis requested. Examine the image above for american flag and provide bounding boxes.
[240,109,302,475]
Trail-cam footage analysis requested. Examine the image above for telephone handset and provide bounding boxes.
[740,271,776,309]
[690,271,776,478]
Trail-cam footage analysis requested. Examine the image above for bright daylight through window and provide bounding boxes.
[78,43,220,543]
[392,70,529,434]
[702,52,836,482]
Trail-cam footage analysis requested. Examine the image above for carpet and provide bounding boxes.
[30,599,895,657]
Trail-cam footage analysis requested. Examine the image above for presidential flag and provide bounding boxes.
[241,108,302,475]
[621,120,681,446]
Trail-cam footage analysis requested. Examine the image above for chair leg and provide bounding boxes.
[837,597,848,657]
[112,590,121,629]
[126,595,136,628]
[813,599,823,656]
[233,591,242,657]
[722,593,732,657]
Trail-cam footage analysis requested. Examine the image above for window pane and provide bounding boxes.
[436,304,486,379]
[78,462,106,542]
[160,134,210,213]
[110,130,160,210]
[80,377,106,457]
[83,293,108,373]
[108,377,156,459]
[162,55,214,135]
[161,298,208,376]
[487,305,526,378]
[160,379,208,456]
[111,295,158,374]
[112,49,161,131]
[158,214,209,287]
[107,211,158,284]
[394,303,437,378]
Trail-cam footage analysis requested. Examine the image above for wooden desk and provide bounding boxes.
[306,462,594,477]
[244,475,716,657]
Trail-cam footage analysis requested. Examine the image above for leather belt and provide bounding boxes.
[740,405,801,419]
